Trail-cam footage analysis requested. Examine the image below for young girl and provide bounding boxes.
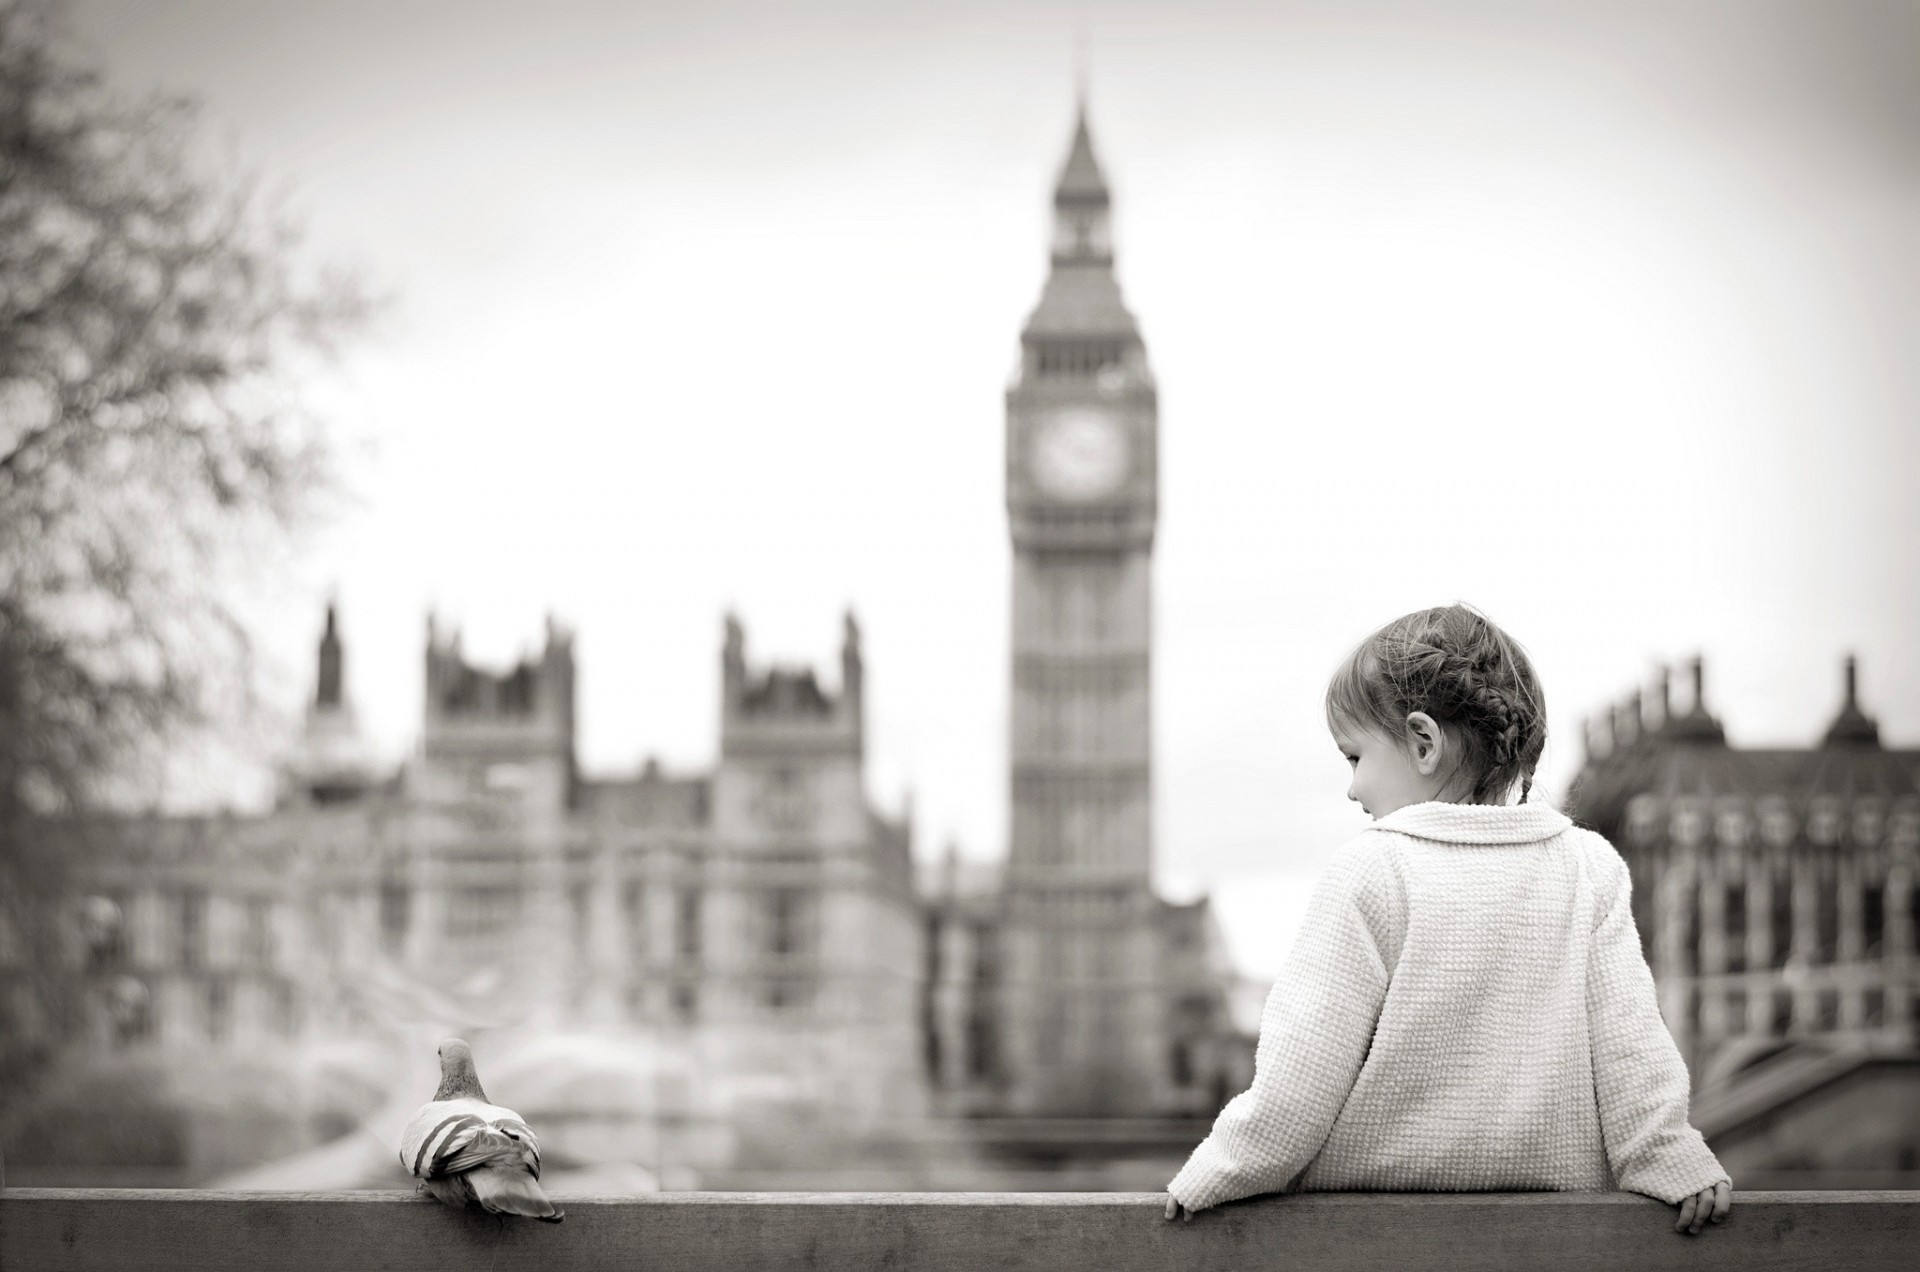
[1165,605,1731,1235]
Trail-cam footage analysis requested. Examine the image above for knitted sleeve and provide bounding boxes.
[1166,843,1390,1212]
[1585,841,1730,1203]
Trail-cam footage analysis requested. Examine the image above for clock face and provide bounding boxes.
[1032,408,1128,501]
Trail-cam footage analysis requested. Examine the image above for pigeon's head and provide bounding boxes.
[432,1037,487,1100]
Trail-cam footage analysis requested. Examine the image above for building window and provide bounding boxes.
[1169,1040,1194,1087]
[924,1023,943,1082]
[1036,1014,1061,1065]
[965,1011,996,1079]
[1770,877,1794,967]
[767,889,804,956]
[312,894,341,959]
[272,981,297,1037]
[178,890,206,970]
[1724,883,1748,973]
[80,896,127,972]
[970,924,997,981]
[1863,883,1885,957]
[1682,887,1700,976]
[1865,988,1886,1027]
[923,915,942,982]
[1725,988,1748,1034]
[378,881,409,956]
[756,767,816,831]
[671,983,698,1023]
[1770,988,1793,1036]
[446,887,519,940]
[570,883,591,959]
[1817,989,1839,1030]
[109,976,152,1047]
[623,881,647,962]
[676,888,701,960]
[1816,876,1839,963]
[246,898,276,968]
[206,978,231,1043]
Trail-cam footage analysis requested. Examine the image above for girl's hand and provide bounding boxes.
[1163,1196,1193,1223]
[1674,1181,1731,1235]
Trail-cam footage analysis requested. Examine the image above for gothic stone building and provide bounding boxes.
[921,109,1248,1123]
[1,606,925,1182]
[1569,657,1920,1187]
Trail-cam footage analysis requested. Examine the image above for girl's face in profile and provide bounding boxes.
[1330,715,1438,819]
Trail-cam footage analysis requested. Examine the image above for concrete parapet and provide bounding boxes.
[3,1189,1918,1270]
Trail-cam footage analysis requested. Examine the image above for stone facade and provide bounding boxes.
[2,606,923,1183]
[1567,655,1920,1184]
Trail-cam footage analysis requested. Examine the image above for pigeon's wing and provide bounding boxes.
[401,1101,494,1181]
[467,1162,563,1222]
[491,1116,543,1180]
[435,1125,532,1178]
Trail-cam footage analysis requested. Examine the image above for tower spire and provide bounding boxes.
[1055,103,1110,209]
[291,598,374,804]
[1025,105,1135,344]
[316,600,344,710]
[1072,27,1091,118]
[1665,654,1726,743]
[1822,653,1881,748]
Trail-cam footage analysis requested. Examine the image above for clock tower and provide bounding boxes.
[1002,106,1162,1114]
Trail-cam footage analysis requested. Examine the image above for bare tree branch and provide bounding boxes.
[0,0,368,1097]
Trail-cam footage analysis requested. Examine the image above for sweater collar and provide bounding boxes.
[1372,800,1572,845]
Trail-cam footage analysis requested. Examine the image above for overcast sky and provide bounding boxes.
[66,0,1917,976]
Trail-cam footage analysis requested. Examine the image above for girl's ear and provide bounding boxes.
[1405,712,1445,776]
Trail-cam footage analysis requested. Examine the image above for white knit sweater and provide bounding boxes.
[1168,801,1728,1210]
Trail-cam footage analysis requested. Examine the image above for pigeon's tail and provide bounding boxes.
[468,1163,563,1223]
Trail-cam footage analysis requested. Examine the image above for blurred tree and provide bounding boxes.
[0,0,364,1098]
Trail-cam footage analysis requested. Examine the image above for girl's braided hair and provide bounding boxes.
[1325,604,1548,805]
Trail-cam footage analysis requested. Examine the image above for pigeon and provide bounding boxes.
[399,1038,564,1223]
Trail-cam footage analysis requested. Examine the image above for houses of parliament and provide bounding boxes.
[0,110,1252,1187]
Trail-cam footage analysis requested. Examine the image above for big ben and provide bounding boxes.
[1001,105,1164,1115]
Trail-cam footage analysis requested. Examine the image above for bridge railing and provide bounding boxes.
[3,1188,1916,1270]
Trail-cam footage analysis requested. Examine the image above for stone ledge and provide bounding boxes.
[2,1189,1916,1270]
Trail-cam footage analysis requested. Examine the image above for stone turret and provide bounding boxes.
[414,612,577,809]
[1665,655,1727,744]
[285,601,379,805]
[841,609,865,747]
[316,604,344,711]
[1821,654,1880,749]
[720,613,863,762]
